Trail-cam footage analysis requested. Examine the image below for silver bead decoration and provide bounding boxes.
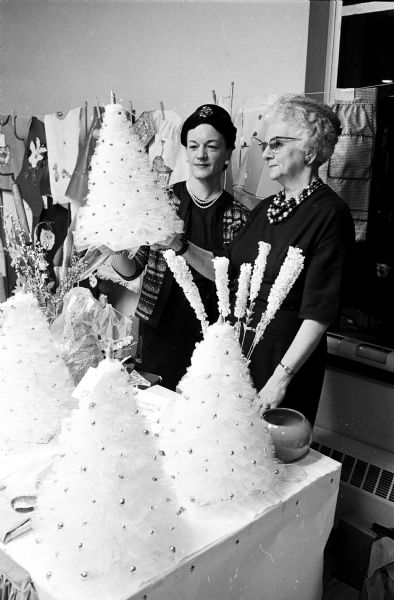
[119,498,125,505]
[170,545,176,553]
[89,402,96,409]
[46,571,52,579]
[78,542,83,549]
[130,566,136,573]
[57,522,64,529]
[80,571,88,578]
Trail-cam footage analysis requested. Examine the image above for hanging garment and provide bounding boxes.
[230,97,281,205]
[0,115,27,191]
[65,106,104,207]
[148,110,188,185]
[44,107,83,205]
[320,87,377,241]
[15,117,49,217]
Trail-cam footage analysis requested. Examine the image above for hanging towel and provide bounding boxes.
[44,107,82,205]
[320,87,377,241]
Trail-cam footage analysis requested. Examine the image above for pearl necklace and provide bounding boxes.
[186,181,223,210]
[267,178,324,224]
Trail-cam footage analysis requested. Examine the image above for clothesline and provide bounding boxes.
[8,80,394,123]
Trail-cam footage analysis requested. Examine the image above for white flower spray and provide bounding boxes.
[234,262,252,338]
[242,241,271,345]
[163,250,208,333]
[246,246,305,359]
[212,257,231,319]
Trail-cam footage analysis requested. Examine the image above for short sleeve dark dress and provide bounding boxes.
[224,183,355,425]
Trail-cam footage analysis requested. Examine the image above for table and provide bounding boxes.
[0,448,340,600]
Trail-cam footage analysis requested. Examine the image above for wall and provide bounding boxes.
[0,0,311,120]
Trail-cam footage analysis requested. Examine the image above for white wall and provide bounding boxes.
[1,0,310,119]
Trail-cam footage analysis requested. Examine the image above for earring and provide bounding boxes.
[304,155,311,165]
[224,160,229,166]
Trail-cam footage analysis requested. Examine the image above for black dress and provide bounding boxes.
[224,183,355,425]
[140,183,236,390]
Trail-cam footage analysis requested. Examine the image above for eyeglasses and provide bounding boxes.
[252,136,302,154]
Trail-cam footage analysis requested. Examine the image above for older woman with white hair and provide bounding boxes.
[170,94,355,425]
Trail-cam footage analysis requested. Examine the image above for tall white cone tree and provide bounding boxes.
[74,102,182,253]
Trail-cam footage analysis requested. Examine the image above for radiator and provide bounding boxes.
[313,333,394,529]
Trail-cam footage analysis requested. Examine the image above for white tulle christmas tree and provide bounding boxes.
[160,252,279,508]
[161,248,305,508]
[73,98,182,253]
[0,291,73,444]
[33,355,191,599]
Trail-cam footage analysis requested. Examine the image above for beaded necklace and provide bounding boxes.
[186,181,223,210]
[267,178,324,224]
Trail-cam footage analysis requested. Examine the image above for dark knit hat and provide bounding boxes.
[180,104,237,149]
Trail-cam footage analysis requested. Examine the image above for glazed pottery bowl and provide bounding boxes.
[261,408,312,463]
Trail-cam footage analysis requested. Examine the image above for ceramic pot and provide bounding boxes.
[261,408,312,463]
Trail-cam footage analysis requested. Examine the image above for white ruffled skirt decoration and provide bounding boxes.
[0,291,73,444]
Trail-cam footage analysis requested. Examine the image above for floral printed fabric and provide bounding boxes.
[16,117,50,217]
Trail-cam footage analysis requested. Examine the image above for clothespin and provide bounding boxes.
[84,100,88,135]
[212,90,217,105]
[160,101,165,120]
[230,81,235,117]
[95,97,103,121]
[110,90,116,104]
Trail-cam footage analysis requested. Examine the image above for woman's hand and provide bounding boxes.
[151,232,184,252]
[256,365,293,418]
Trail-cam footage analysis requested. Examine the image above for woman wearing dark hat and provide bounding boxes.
[112,104,249,390]
[166,94,355,425]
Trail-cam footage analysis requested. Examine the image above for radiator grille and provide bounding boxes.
[311,441,394,503]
